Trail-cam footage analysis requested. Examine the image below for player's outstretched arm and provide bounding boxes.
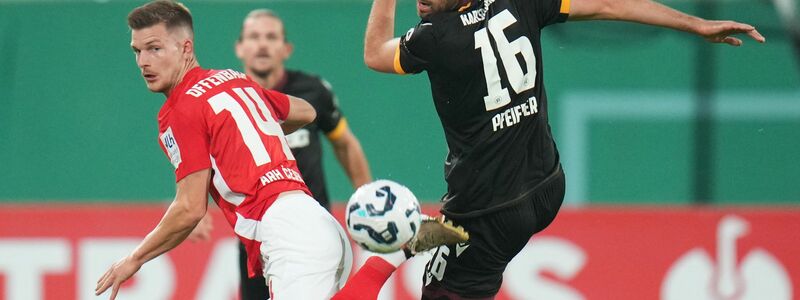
[187,210,214,242]
[329,126,373,189]
[568,0,765,46]
[364,0,402,73]
[95,169,211,300]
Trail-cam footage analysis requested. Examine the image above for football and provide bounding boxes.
[345,179,422,253]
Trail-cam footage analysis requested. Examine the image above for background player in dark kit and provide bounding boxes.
[233,9,373,299]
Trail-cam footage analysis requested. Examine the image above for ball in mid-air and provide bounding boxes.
[345,179,422,253]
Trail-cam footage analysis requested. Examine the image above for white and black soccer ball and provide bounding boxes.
[345,179,422,253]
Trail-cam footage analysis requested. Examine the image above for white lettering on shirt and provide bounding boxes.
[185,70,248,98]
[491,96,539,132]
[259,166,306,186]
[460,8,487,26]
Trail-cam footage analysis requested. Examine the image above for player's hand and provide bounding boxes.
[95,256,142,300]
[696,20,765,46]
[187,212,214,242]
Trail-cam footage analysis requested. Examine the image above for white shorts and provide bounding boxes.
[259,191,353,299]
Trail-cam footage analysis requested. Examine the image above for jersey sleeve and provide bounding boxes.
[261,89,291,121]
[314,79,345,136]
[529,0,570,27]
[167,104,212,182]
[395,22,437,74]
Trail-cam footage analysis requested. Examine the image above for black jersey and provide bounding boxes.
[396,0,568,217]
[277,70,344,209]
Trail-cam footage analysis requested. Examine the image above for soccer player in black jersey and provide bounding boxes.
[364,0,764,298]
[189,9,373,300]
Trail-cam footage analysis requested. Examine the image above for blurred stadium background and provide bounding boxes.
[0,0,798,299]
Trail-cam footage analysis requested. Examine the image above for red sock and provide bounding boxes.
[331,256,397,300]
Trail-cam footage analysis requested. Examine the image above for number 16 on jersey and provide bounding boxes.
[475,10,537,111]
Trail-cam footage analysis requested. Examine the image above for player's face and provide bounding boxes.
[417,0,459,18]
[130,23,190,94]
[236,16,291,78]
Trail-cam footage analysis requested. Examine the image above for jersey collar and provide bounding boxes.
[167,66,206,101]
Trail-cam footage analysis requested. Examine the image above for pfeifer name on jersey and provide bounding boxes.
[491,96,539,132]
[185,69,248,97]
[260,165,305,186]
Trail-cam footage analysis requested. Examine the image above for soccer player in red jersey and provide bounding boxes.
[95,1,351,299]
[95,1,468,299]
[232,9,374,300]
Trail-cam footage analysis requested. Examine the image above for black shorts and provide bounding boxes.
[422,166,565,299]
[238,242,269,300]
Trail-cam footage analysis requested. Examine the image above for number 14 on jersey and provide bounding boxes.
[207,87,295,166]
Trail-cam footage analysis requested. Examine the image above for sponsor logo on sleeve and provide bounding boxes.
[160,127,182,168]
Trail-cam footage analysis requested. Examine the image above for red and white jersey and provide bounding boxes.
[157,67,310,277]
